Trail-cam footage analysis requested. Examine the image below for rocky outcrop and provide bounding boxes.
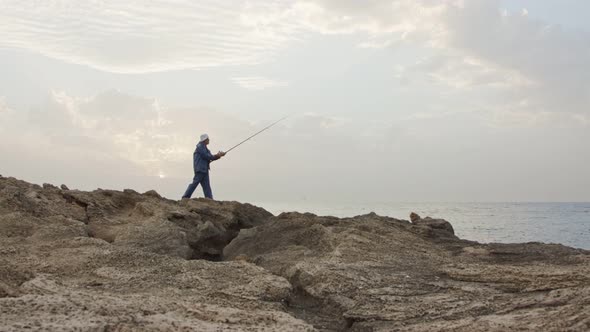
[409,212,456,239]
[0,176,307,331]
[225,212,589,331]
[1,176,589,331]
[0,176,272,260]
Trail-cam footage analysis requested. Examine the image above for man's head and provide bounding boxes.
[199,134,210,145]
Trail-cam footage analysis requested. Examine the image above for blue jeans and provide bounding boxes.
[182,172,213,199]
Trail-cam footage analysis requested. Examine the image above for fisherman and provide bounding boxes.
[182,134,226,199]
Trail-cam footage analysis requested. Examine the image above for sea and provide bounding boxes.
[257,202,590,250]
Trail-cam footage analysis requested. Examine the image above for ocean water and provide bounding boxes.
[257,202,590,250]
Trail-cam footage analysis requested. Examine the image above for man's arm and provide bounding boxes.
[213,151,226,160]
[197,145,224,161]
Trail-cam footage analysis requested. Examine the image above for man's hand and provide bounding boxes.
[216,151,226,158]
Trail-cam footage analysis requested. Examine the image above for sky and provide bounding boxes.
[0,0,589,203]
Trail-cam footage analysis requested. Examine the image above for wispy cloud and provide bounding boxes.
[0,1,450,73]
[1,0,588,124]
[231,77,288,90]
[0,0,303,73]
[401,54,536,90]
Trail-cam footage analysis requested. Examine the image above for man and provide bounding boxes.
[182,134,226,199]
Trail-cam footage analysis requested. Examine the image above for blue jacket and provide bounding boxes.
[193,143,219,173]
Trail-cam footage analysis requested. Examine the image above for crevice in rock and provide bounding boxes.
[279,271,351,332]
[61,192,91,224]
[190,225,352,328]
[62,192,88,209]
[82,205,90,224]
[343,317,374,332]
[186,220,245,262]
[192,252,223,262]
[283,285,351,331]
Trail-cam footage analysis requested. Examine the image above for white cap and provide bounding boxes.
[199,133,209,142]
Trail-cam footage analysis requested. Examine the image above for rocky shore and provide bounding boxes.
[1,175,588,331]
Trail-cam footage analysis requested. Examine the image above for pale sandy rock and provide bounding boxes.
[1,176,589,331]
[225,211,590,331]
[143,189,162,199]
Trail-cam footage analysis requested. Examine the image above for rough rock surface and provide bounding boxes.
[410,212,456,239]
[0,176,304,331]
[1,175,589,331]
[225,213,590,331]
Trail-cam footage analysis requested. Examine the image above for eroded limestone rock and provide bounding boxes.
[1,176,589,332]
[225,211,590,331]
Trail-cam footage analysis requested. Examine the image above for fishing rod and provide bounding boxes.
[224,115,290,154]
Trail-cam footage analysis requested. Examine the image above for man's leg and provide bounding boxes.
[181,173,204,199]
[201,172,213,199]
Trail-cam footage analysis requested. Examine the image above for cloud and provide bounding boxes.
[0,90,357,190]
[0,0,302,73]
[292,0,447,41]
[399,54,536,90]
[3,0,588,123]
[231,77,288,90]
[10,90,170,175]
[2,89,589,202]
[0,1,462,72]
[300,0,588,124]
[0,90,410,199]
[2,2,590,201]
[441,1,590,113]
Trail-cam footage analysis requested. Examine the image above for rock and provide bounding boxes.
[412,216,455,235]
[0,263,34,297]
[462,246,490,256]
[410,213,455,238]
[29,215,88,241]
[143,189,161,199]
[114,221,193,259]
[1,175,589,331]
[0,212,38,238]
[225,210,590,331]
[0,176,272,260]
[60,184,69,190]
[0,176,308,331]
